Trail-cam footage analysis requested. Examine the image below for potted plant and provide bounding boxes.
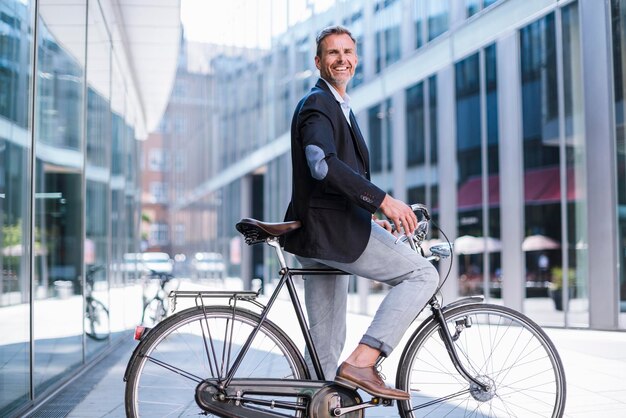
[549,267,575,311]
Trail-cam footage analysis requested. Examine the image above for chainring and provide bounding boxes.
[308,384,363,418]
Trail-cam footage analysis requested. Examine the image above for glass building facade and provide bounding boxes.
[0,1,179,416]
[170,0,626,332]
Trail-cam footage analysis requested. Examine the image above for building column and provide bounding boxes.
[437,65,458,303]
[579,0,620,329]
[496,32,525,312]
[240,175,253,290]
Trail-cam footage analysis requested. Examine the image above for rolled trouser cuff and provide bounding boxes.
[360,335,392,358]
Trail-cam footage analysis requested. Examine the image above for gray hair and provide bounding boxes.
[315,25,356,57]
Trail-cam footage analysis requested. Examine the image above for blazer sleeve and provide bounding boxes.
[298,95,386,213]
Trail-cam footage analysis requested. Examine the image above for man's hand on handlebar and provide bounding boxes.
[379,194,418,236]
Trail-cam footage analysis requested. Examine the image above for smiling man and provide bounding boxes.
[282,26,439,400]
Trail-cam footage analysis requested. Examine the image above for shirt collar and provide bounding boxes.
[321,78,351,109]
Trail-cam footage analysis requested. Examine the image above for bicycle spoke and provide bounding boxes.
[397,304,565,418]
[126,306,307,417]
[144,354,204,383]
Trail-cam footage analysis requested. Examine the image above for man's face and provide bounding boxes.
[315,33,358,93]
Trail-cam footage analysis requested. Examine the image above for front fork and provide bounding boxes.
[431,299,490,392]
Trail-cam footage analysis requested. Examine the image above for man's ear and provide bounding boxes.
[315,55,320,70]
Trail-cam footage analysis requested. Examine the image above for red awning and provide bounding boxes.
[457,166,578,210]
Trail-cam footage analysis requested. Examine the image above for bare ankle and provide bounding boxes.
[345,344,380,367]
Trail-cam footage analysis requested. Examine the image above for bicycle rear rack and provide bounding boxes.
[169,290,263,312]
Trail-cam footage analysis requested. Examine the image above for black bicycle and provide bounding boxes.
[140,268,179,327]
[84,264,110,341]
[124,204,566,417]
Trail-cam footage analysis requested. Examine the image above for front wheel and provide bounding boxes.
[125,305,308,417]
[396,303,566,417]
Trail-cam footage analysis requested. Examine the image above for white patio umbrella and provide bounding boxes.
[522,235,560,252]
[454,235,502,255]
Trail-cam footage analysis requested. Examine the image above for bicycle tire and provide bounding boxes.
[396,303,566,418]
[141,297,166,326]
[85,297,109,341]
[125,305,308,417]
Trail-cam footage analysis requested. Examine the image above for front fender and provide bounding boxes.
[395,296,485,385]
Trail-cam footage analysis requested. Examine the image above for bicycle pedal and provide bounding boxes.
[371,397,394,407]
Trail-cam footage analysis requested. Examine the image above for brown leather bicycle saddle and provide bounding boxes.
[236,218,301,245]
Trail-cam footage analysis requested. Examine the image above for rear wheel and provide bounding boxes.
[125,305,308,417]
[396,304,566,417]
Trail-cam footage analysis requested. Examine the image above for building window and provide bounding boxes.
[149,148,165,171]
[373,0,401,73]
[466,0,500,18]
[150,181,168,203]
[149,223,169,246]
[368,99,393,173]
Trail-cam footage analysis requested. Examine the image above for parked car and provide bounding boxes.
[192,252,225,279]
[141,252,174,275]
[121,253,142,279]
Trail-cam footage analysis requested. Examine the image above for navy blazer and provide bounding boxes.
[283,79,386,263]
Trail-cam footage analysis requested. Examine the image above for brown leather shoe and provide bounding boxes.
[334,362,410,400]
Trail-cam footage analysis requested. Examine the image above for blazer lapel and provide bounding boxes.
[349,110,369,170]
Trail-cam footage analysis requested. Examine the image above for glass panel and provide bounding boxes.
[84,0,111,355]
[0,1,35,415]
[413,0,425,48]
[454,47,499,300]
[611,0,626,327]
[466,0,481,17]
[33,0,86,393]
[427,0,449,41]
[521,13,560,323]
[406,82,425,167]
[406,75,438,238]
[368,99,393,174]
[455,52,484,297]
[373,0,401,73]
[561,2,587,327]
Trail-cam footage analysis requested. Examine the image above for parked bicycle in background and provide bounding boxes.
[84,264,109,341]
[140,268,178,327]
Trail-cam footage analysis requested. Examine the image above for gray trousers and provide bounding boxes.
[297,221,439,380]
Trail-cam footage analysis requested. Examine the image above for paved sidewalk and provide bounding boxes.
[28,279,626,418]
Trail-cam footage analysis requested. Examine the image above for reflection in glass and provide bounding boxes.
[561,2,587,328]
[455,46,500,300]
[33,3,86,393]
[0,1,34,415]
[85,0,112,355]
[520,6,587,326]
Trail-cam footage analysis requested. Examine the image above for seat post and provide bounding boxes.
[266,238,288,270]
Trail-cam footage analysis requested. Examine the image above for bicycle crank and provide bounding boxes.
[309,384,394,417]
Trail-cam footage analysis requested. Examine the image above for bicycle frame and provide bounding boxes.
[199,236,484,394]
[126,234,489,416]
[196,237,344,387]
